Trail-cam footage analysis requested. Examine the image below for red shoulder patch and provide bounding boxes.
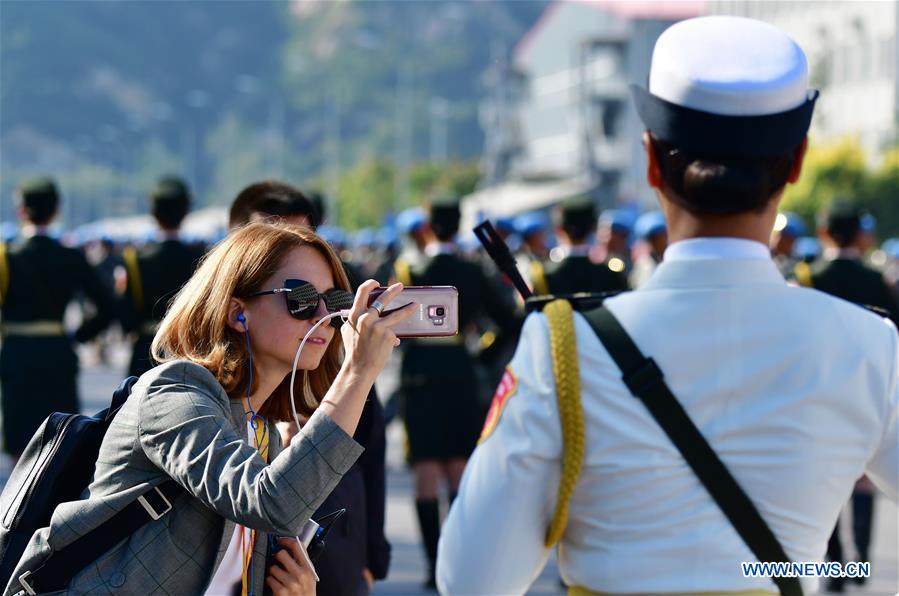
[478,367,518,443]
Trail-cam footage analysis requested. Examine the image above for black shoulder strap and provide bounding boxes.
[15,481,181,595]
[581,306,803,596]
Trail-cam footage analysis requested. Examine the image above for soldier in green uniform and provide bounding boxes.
[531,197,630,295]
[119,177,206,378]
[0,177,115,458]
[393,195,517,589]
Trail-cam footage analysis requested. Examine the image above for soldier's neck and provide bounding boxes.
[658,193,780,247]
[21,224,51,238]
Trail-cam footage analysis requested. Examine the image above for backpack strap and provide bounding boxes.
[580,306,802,596]
[393,258,412,287]
[793,261,813,288]
[542,299,585,547]
[122,246,144,314]
[530,260,549,295]
[0,241,8,307]
[15,481,181,595]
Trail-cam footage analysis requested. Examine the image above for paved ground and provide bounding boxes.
[2,342,895,594]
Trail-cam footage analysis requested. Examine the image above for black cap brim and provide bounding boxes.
[631,84,818,158]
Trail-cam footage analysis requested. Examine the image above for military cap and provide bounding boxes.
[494,217,516,235]
[774,212,807,238]
[316,224,346,248]
[635,210,667,240]
[17,176,59,223]
[793,236,821,261]
[860,213,877,234]
[378,226,398,248]
[632,16,817,158]
[352,228,376,249]
[397,208,427,234]
[515,212,549,238]
[599,209,634,235]
[882,238,899,260]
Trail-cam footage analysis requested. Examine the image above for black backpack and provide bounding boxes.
[0,377,179,594]
[0,376,138,581]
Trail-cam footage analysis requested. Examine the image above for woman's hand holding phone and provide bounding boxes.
[340,281,415,381]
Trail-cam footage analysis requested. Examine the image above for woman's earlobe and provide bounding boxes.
[226,299,247,332]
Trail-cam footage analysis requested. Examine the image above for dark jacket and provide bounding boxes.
[119,239,205,376]
[810,256,899,327]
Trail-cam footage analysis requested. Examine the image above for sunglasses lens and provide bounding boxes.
[323,290,355,313]
[285,282,320,320]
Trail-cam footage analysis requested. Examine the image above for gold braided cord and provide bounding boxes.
[122,246,145,314]
[543,299,585,547]
[531,260,549,295]
[0,242,8,306]
[793,261,813,288]
[393,258,412,287]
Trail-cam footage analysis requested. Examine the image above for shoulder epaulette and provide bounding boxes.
[122,246,145,314]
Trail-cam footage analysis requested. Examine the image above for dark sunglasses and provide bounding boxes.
[244,279,355,327]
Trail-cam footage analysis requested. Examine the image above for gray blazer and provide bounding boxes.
[4,360,364,595]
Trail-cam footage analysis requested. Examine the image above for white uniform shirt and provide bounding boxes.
[438,238,899,594]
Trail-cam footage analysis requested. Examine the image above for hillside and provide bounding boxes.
[0,0,547,223]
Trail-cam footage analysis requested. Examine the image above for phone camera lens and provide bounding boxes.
[436,307,445,317]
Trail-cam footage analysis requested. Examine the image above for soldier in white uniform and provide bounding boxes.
[437,16,898,596]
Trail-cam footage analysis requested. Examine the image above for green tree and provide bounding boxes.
[336,158,397,230]
[781,137,868,224]
[858,146,899,237]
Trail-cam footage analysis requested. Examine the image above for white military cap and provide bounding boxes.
[632,16,818,157]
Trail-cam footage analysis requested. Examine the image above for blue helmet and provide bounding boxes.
[599,209,634,235]
[881,238,899,259]
[860,213,877,233]
[351,228,376,249]
[494,216,516,235]
[396,208,426,234]
[793,236,821,260]
[316,225,346,247]
[377,226,398,249]
[514,212,549,238]
[634,211,667,240]
[776,212,807,238]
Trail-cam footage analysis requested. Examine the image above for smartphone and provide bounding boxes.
[368,286,459,338]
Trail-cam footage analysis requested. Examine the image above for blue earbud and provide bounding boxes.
[238,311,261,426]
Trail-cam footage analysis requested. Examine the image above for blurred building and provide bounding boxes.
[713,1,899,162]
[465,0,704,226]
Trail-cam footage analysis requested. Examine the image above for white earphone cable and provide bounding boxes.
[289,309,353,431]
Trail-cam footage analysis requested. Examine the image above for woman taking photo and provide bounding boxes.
[5,222,414,596]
